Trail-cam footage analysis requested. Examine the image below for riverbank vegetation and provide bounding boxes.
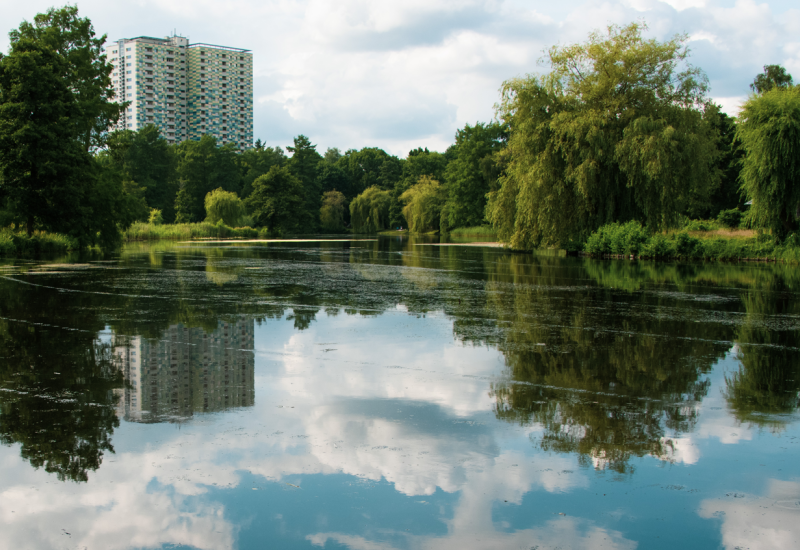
[2,10,800,262]
[0,229,78,256]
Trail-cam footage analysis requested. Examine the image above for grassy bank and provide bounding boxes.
[0,230,78,256]
[583,221,800,263]
[448,225,497,239]
[124,222,268,241]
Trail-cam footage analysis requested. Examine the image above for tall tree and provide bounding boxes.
[287,135,323,231]
[443,122,507,229]
[487,23,718,249]
[737,86,800,238]
[245,166,304,234]
[10,6,123,151]
[750,65,793,94]
[0,36,83,235]
[388,148,447,228]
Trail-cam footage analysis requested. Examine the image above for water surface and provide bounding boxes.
[1,237,798,549]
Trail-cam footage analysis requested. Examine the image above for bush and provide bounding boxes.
[640,234,676,258]
[205,188,245,226]
[148,209,164,225]
[717,208,743,229]
[682,218,721,232]
[0,229,78,256]
[675,231,701,257]
[583,221,648,255]
[123,222,261,241]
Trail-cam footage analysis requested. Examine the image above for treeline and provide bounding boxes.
[2,10,798,250]
[97,122,506,236]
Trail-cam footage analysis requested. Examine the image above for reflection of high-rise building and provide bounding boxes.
[113,317,255,422]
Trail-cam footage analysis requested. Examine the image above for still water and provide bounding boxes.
[0,237,798,550]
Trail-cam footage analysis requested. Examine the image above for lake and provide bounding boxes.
[0,236,798,550]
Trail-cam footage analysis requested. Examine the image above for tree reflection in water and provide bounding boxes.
[0,278,123,482]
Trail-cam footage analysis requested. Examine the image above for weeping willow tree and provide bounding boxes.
[400,176,447,233]
[737,87,800,239]
[349,186,391,232]
[487,23,719,250]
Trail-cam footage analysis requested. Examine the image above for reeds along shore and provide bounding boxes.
[0,230,78,256]
[123,222,269,241]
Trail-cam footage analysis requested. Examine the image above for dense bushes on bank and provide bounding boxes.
[0,230,78,256]
[583,221,800,262]
[124,222,266,241]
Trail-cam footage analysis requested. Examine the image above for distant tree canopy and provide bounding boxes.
[487,23,719,249]
[750,64,794,94]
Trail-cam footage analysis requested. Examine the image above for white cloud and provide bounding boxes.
[0,2,798,153]
[699,479,800,550]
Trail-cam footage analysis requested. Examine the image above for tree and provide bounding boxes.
[239,144,286,199]
[205,188,245,226]
[0,35,83,235]
[287,135,323,230]
[320,190,347,232]
[750,65,793,94]
[487,23,718,249]
[737,87,800,238]
[349,186,391,233]
[388,148,448,228]
[10,6,123,151]
[245,166,304,233]
[174,136,240,222]
[400,176,447,233]
[103,126,178,221]
[443,122,507,228]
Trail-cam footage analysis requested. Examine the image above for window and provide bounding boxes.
[126,47,131,51]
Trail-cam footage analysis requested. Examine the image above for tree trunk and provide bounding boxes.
[27,215,34,237]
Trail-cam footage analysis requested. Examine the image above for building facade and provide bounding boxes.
[105,35,253,150]
[112,317,256,423]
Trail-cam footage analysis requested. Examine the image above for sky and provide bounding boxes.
[1,0,800,156]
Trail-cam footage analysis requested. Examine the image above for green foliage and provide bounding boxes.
[584,222,800,261]
[488,23,718,250]
[174,136,241,223]
[239,143,286,199]
[320,190,347,232]
[123,222,263,241]
[449,225,498,239]
[444,122,507,228]
[148,209,164,225]
[584,221,649,255]
[9,6,124,151]
[349,186,391,233]
[737,87,800,239]
[287,135,323,231]
[717,208,743,229]
[388,148,447,228]
[205,188,245,226]
[750,64,793,94]
[0,229,78,256]
[682,218,721,231]
[245,166,304,234]
[400,176,447,233]
[102,126,178,221]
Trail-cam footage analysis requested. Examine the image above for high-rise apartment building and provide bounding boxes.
[105,35,254,150]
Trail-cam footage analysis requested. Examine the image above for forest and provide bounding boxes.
[1,8,799,255]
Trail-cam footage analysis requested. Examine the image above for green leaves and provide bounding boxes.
[349,186,391,233]
[737,86,800,238]
[488,23,717,249]
[245,166,304,234]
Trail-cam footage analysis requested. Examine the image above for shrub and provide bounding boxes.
[205,188,245,227]
[717,208,743,229]
[583,221,648,255]
[148,209,164,225]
